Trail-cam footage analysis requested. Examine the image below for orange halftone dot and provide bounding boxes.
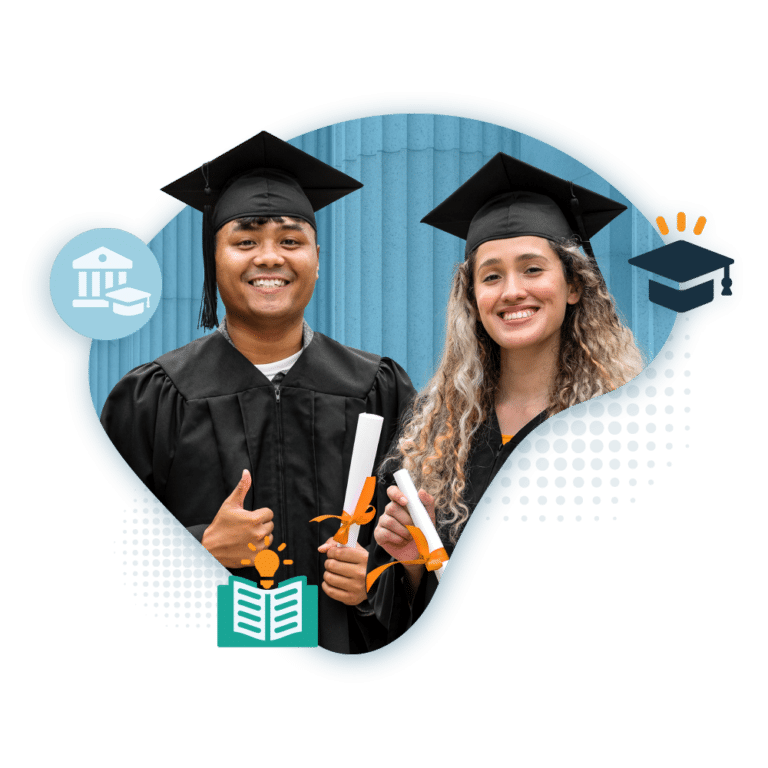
[693,216,706,235]
[656,216,669,235]
[677,212,686,232]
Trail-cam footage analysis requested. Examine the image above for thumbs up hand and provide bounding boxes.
[202,470,275,569]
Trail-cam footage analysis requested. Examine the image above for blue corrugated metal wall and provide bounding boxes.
[89,114,673,415]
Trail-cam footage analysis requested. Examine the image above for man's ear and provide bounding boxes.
[316,245,320,279]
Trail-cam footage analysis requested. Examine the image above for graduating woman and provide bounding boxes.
[368,153,645,639]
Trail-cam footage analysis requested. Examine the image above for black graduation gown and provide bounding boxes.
[100,329,415,653]
[368,408,547,643]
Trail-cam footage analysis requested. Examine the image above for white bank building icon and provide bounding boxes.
[72,247,152,316]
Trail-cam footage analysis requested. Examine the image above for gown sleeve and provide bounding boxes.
[99,363,197,535]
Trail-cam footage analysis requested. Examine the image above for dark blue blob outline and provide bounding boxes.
[22,93,743,683]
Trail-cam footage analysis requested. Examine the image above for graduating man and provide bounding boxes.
[101,132,415,653]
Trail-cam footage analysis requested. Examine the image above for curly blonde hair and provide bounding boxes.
[390,238,644,543]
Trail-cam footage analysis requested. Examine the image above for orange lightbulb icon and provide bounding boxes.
[253,536,280,588]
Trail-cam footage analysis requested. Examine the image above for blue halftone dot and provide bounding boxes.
[646,386,657,396]
[555,477,566,488]
[554,439,568,453]
[571,420,586,436]
[590,440,604,452]
[573,458,585,470]
[536,458,549,470]
[608,403,622,416]
[555,458,567,470]
[572,439,585,453]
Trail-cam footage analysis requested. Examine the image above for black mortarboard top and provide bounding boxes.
[628,240,733,313]
[161,130,363,328]
[421,153,628,258]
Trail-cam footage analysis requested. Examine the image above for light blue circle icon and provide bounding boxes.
[50,228,162,340]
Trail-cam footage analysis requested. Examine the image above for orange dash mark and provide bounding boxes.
[677,212,686,232]
[283,560,294,565]
[656,216,669,235]
[264,535,271,547]
[247,542,257,551]
[240,560,252,566]
[693,216,706,235]
[278,543,287,551]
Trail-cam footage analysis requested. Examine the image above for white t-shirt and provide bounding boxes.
[254,349,303,381]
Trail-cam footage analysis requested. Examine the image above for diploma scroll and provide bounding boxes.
[393,469,447,581]
[341,413,384,548]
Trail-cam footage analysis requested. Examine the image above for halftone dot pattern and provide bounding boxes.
[484,316,691,524]
[122,492,229,631]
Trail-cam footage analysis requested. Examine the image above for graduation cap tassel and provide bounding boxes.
[198,203,219,330]
[569,183,596,260]
[722,264,732,296]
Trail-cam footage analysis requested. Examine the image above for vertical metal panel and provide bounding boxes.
[89,115,671,416]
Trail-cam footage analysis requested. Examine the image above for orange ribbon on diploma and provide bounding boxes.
[311,476,377,546]
[366,525,449,592]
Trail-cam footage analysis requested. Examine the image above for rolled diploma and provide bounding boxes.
[393,468,447,581]
[341,413,384,548]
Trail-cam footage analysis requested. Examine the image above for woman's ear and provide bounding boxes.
[567,282,582,305]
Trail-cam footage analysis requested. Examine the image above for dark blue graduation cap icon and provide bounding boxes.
[628,240,733,313]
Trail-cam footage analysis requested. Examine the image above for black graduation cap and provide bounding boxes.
[421,152,628,258]
[628,240,733,312]
[161,131,363,329]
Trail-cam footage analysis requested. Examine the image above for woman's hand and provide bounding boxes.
[374,485,436,590]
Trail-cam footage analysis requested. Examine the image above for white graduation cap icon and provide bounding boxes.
[105,286,152,316]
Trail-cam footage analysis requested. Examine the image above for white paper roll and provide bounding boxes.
[393,468,447,581]
[341,413,384,547]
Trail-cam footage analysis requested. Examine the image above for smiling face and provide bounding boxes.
[215,217,319,330]
[472,236,581,356]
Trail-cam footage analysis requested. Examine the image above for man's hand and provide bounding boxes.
[202,470,274,569]
[318,537,369,606]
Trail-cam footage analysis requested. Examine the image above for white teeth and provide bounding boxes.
[501,309,536,320]
[250,278,288,287]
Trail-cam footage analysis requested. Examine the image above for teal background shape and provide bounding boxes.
[9,2,768,768]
